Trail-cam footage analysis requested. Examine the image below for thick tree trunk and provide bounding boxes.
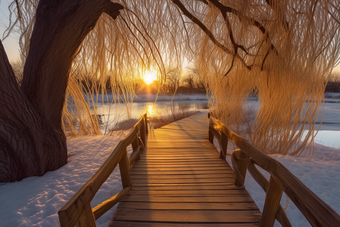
[0,0,123,182]
[0,41,67,182]
[21,0,123,131]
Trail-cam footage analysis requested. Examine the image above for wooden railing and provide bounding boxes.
[208,114,340,227]
[58,113,147,227]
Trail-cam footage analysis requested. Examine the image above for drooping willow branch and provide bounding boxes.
[171,0,251,70]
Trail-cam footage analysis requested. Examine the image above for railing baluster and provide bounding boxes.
[208,118,214,143]
[260,176,283,227]
[140,116,146,150]
[145,113,148,134]
[132,134,139,152]
[76,203,96,227]
[231,149,249,187]
[219,132,228,160]
[119,148,131,188]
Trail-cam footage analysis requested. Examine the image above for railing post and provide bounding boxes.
[231,149,249,187]
[219,132,228,160]
[140,115,146,150]
[145,113,148,134]
[260,176,283,227]
[76,203,96,227]
[119,148,131,188]
[208,117,214,143]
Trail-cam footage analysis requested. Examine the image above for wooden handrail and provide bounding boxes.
[208,114,340,227]
[58,113,147,227]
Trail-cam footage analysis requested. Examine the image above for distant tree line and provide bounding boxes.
[325,72,340,93]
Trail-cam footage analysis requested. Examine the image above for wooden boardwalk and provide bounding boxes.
[109,113,261,226]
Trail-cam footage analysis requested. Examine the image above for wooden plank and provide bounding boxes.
[117,202,259,210]
[131,167,232,171]
[129,190,249,196]
[132,164,229,168]
[121,196,255,203]
[109,222,259,227]
[130,182,238,187]
[112,209,261,223]
[134,159,228,163]
[133,163,228,167]
[130,174,233,179]
[140,153,219,157]
[134,160,226,164]
[130,185,241,191]
[131,178,232,184]
[130,170,233,175]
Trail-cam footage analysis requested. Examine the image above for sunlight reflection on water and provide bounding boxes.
[92,100,208,126]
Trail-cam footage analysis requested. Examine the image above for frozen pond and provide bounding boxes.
[91,99,209,125]
[83,98,340,149]
[305,131,340,149]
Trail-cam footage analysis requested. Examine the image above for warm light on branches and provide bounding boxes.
[6,0,340,156]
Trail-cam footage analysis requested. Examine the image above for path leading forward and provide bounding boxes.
[109,113,261,226]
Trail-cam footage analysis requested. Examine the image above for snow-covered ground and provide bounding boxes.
[1,95,340,227]
[0,133,130,227]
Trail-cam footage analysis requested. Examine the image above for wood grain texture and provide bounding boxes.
[110,114,260,226]
[259,176,283,227]
[210,115,340,227]
[58,114,147,227]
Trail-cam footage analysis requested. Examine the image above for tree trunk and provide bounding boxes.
[0,0,123,182]
[0,41,67,182]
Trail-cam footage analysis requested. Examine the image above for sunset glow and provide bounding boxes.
[143,70,157,85]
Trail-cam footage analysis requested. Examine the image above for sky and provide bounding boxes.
[1,0,340,73]
[0,0,20,62]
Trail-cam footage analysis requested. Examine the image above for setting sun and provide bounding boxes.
[143,70,157,85]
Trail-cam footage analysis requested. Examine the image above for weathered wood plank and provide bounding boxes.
[130,170,233,175]
[132,164,229,168]
[130,185,241,191]
[131,166,232,171]
[129,190,248,196]
[121,196,255,203]
[109,222,259,227]
[130,182,238,187]
[117,202,259,210]
[131,178,232,184]
[134,160,226,164]
[130,173,233,179]
[112,209,261,223]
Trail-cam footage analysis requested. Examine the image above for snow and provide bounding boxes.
[1,96,340,226]
[0,133,131,227]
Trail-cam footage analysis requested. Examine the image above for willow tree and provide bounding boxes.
[1,0,340,182]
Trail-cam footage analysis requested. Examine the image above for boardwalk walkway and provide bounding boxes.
[109,113,261,226]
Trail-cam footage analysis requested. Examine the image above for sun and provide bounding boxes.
[143,70,157,85]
